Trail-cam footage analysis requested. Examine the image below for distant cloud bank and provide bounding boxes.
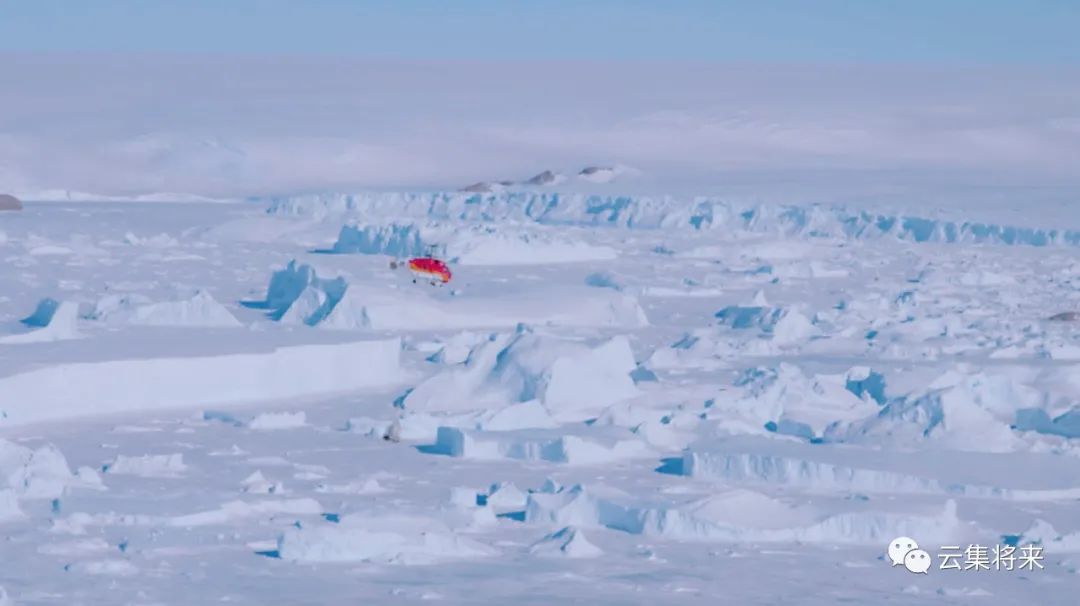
[2,55,1078,208]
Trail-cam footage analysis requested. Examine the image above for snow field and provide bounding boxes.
[0,338,402,426]
[0,198,1077,604]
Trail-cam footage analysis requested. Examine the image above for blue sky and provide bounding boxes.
[1,0,1078,63]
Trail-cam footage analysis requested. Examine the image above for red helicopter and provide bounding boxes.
[390,247,452,286]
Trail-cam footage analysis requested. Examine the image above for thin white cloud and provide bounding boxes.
[1,56,1078,199]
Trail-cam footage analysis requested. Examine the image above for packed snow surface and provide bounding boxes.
[0,196,1078,605]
